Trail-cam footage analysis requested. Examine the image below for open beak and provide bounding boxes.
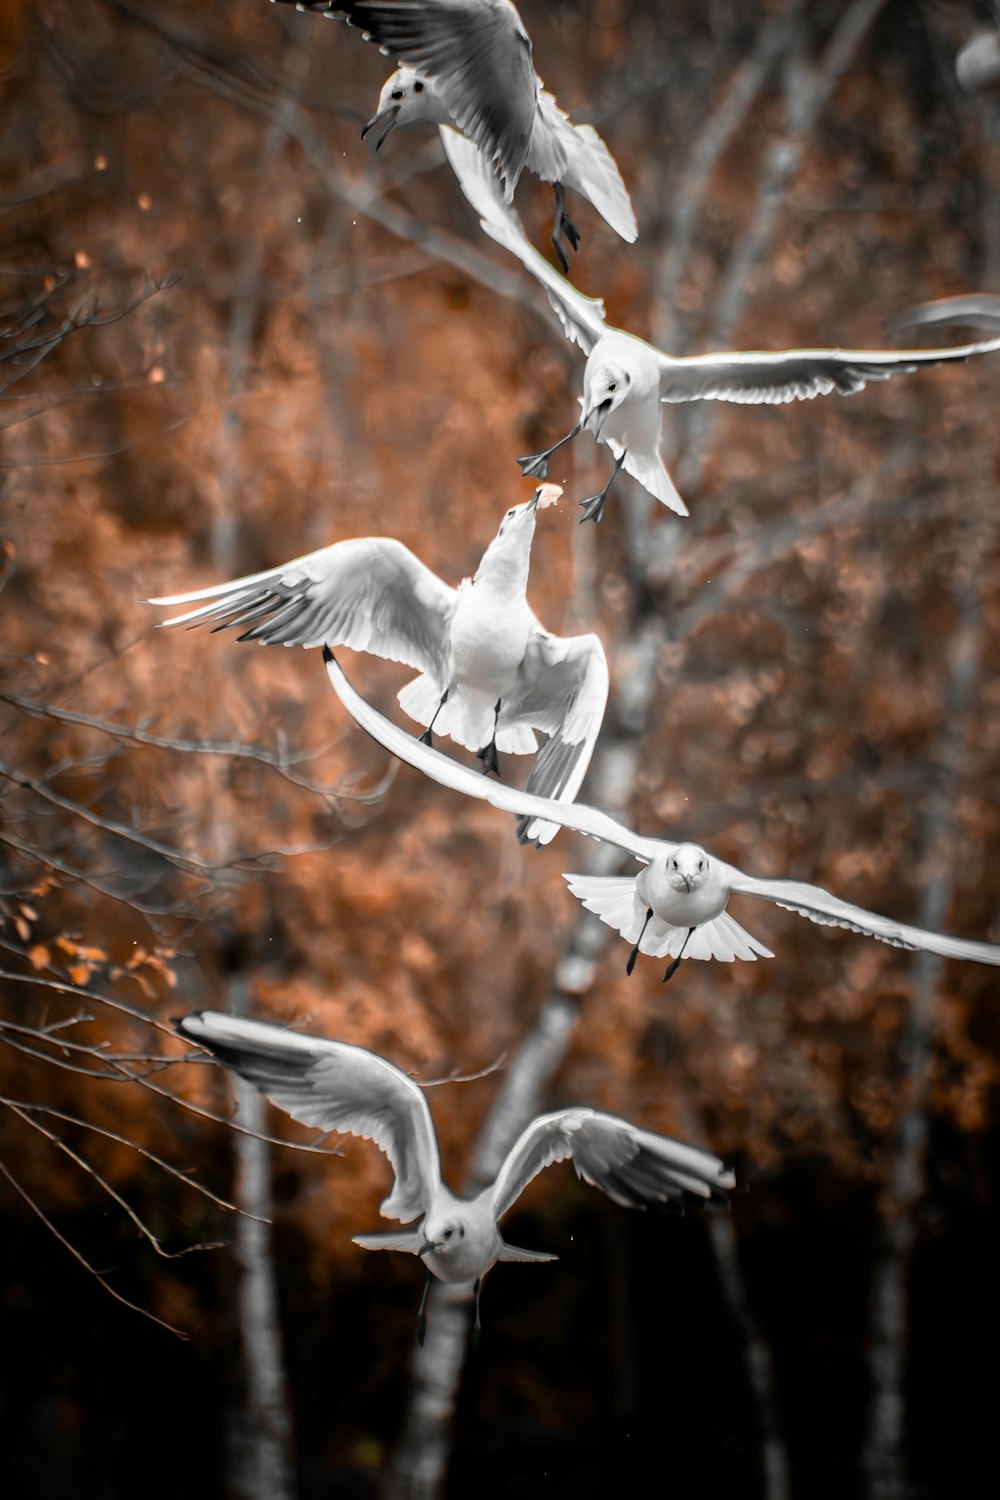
[361,105,399,150]
[582,397,612,438]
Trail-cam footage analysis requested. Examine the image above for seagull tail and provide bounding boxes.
[563,872,645,939]
[397,675,537,754]
[615,441,689,517]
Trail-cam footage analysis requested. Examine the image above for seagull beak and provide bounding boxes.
[361,105,399,149]
[418,1239,440,1258]
[582,397,612,438]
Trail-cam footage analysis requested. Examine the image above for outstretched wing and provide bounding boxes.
[491,1107,734,1222]
[897,292,1000,334]
[659,335,1000,405]
[506,629,609,846]
[174,1012,442,1221]
[147,536,456,682]
[282,0,537,193]
[323,647,664,859]
[440,125,607,353]
[725,865,1000,967]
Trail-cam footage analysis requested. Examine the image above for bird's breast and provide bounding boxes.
[637,863,728,926]
[448,588,531,692]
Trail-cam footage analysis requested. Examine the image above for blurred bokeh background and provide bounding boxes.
[2,1,999,1495]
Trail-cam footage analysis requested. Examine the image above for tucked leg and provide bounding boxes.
[626,908,655,976]
[551,182,582,273]
[579,449,626,526]
[663,927,696,983]
[518,420,582,480]
[418,688,449,748]
[416,1265,433,1347]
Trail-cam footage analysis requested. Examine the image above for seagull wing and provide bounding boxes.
[440,125,607,353]
[490,1107,735,1221]
[897,292,1000,334]
[174,1011,442,1221]
[659,336,1000,405]
[147,536,456,681]
[306,0,537,192]
[724,864,1000,966]
[505,629,609,846]
[324,647,663,859]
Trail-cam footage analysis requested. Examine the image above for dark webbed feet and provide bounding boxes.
[626,908,654,976]
[551,182,581,273]
[578,450,626,526]
[662,927,696,983]
[469,1277,482,1353]
[477,740,501,778]
[518,452,550,480]
[416,1265,433,1347]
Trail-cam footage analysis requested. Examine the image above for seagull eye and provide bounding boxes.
[391,89,403,101]
[413,80,424,93]
[459,1226,465,1237]
[671,857,678,869]
[608,381,617,391]
[506,509,515,518]
[443,1228,453,1240]
[698,858,706,871]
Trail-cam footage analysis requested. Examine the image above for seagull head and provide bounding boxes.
[582,363,631,437]
[419,1217,466,1260]
[665,843,710,894]
[473,494,546,584]
[363,68,440,146]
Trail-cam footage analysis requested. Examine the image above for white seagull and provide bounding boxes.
[272,0,637,271]
[175,1011,733,1344]
[323,650,1000,979]
[439,127,1000,523]
[146,487,608,843]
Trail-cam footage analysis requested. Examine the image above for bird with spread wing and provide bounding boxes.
[323,649,1000,980]
[273,0,637,270]
[176,1011,733,1344]
[147,487,606,844]
[438,127,1000,523]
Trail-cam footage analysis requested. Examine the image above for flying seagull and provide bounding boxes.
[175,1011,733,1344]
[438,127,1000,523]
[272,0,637,271]
[323,649,1000,979]
[146,487,607,842]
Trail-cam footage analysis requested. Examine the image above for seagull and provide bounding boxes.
[323,650,1000,979]
[272,0,637,271]
[146,487,608,843]
[438,127,1000,523]
[175,1010,734,1344]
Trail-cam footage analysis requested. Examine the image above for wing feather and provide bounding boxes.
[174,1012,442,1220]
[148,537,456,681]
[491,1108,734,1222]
[727,868,1000,966]
[324,648,664,859]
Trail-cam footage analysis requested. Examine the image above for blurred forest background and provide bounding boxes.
[2,0,1000,1496]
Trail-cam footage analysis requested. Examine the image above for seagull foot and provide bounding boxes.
[418,728,434,748]
[417,1310,426,1346]
[578,491,608,525]
[518,452,550,480]
[662,955,683,983]
[552,214,581,273]
[626,944,641,977]
[477,741,501,778]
